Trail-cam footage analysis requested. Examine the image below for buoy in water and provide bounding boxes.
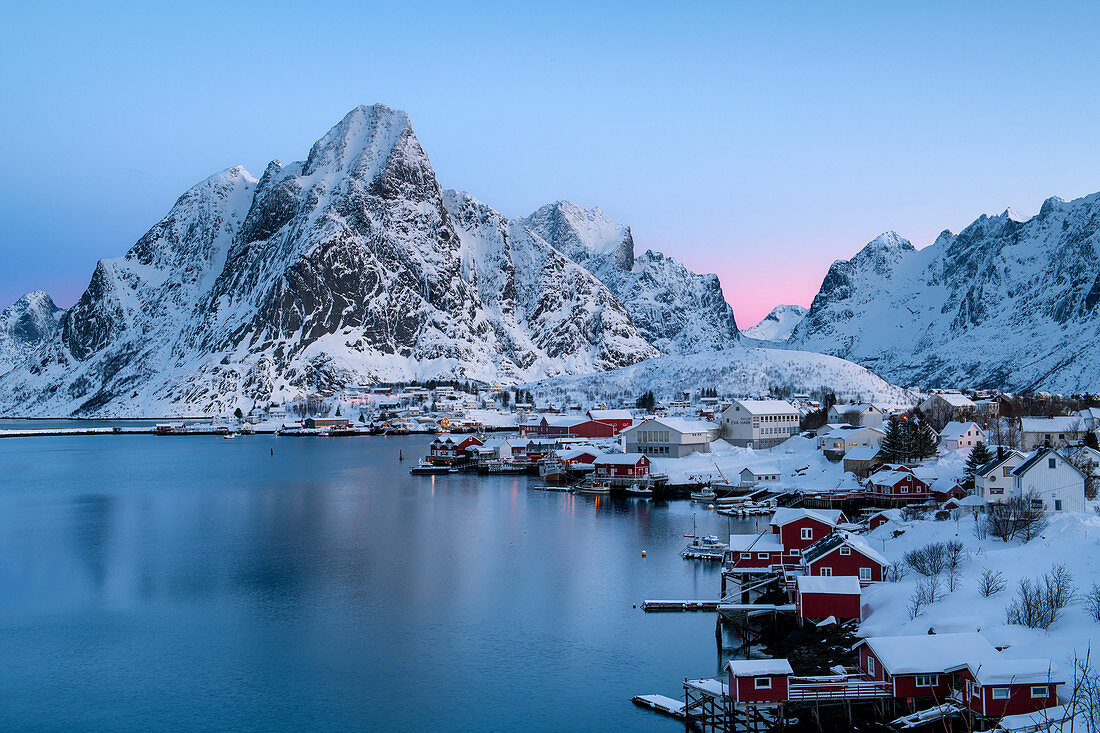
[641,550,646,557]
[708,504,715,510]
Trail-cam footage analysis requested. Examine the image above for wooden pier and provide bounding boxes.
[641,599,721,612]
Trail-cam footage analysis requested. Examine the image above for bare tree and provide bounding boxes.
[984,492,1049,542]
[1005,564,1076,629]
[1067,446,1099,500]
[978,568,1007,597]
[1086,584,1100,622]
[945,540,966,592]
[1018,491,1050,541]
[907,575,942,619]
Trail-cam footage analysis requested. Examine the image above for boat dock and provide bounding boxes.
[641,599,721,612]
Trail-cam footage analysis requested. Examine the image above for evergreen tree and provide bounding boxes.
[964,441,994,484]
[912,418,938,460]
[335,405,341,417]
[879,418,904,462]
[1086,431,1100,451]
[234,407,244,420]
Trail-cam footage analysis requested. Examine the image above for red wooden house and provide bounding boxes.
[770,508,848,563]
[726,533,785,571]
[953,659,1065,718]
[727,659,793,703]
[592,453,650,479]
[867,509,902,530]
[858,633,997,700]
[802,532,888,585]
[865,467,931,503]
[585,409,634,435]
[429,435,483,462]
[795,575,862,621]
[521,416,617,439]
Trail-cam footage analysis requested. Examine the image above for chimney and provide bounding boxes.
[997,446,1004,460]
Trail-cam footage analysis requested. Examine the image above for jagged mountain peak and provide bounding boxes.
[302,104,418,180]
[523,200,634,270]
[742,304,808,342]
[0,290,65,374]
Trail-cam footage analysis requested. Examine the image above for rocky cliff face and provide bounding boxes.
[524,201,740,354]
[0,291,65,375]
[789,196,1100,392]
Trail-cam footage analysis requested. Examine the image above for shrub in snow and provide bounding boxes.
[1005,564,1076,629]
[1086,584,1100,623]
[978,568,1007,598]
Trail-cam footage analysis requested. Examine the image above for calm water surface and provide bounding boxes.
[0,433,766,731]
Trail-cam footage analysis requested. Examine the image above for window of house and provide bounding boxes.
[801,527,813,540]
[1055,499,1062,511]
[819,568,832,576]
[1032,499,1044,510]
[866,656,875,675]
[970,681,979,699]
[788,549,801,556]
[754,677,771,689]
[915,675,938,687]
[740,552,752,559]
[860,567,872,581]
[757,553,769,560]
[1003,467,1012,477]
[991,687,1010,700]
[839,546,851,556]
[991,488,1004,494]
[1031,686,1048,698]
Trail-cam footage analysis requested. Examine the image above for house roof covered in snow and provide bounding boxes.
[930,393,977,408]
[868,470,918,487]
[1019,416,1083,434]
[770,508,844,528]
[860,633,997,675]
[586,409,632,421]
[975,450,1025,478]
[939,421,982,441]
[843,446,883,462]
[726,659,793,677]
[967,658,1064,686]
[1013,447,1084,478]
[592,452,647,465]
[803,532,889,567]
[832,403,880,415]
[796,575,862,595]
[728,533,783,552]
[630,417,715,435]
[731,399,799,416]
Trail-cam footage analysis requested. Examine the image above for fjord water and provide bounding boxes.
[0,432,765,731]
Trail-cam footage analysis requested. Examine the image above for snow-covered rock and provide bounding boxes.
[0,291,65,374]
[0,106,670,417]
[524,201,740,354]
[742,304,807,342]
[790,197,1100,392]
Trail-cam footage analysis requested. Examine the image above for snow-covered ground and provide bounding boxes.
[526,345,918,408]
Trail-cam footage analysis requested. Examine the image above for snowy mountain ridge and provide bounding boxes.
[742,304,807,342]
[0,104,751,417]
[0,291,65,375]
[789,193,1100,392]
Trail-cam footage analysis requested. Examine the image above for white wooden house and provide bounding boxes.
[938,421,986,453]
[1011,447,1086,513]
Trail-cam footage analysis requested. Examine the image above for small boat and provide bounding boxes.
[409,460,452,475]
[624,484,653,497]
[574,483,611,495]
[223,433,237,439]
[690,488,717,502]
[681,514,728,560]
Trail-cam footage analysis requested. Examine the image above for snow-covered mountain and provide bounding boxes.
[0,291,64,374]
[742,304,807,342]
[789,194,1100,392]
[524,202,740,353]
[0,104,762,417]
[528,344,916,408]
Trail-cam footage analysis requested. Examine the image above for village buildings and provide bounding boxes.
[622,417,715,457]
[720,399,800,449]
[1010,447,1086,513]
[937,421,986,453]
[1018,416,1085,450]
[827,402,886,427]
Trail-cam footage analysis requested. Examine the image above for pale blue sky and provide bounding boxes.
[2,1,1099,325]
